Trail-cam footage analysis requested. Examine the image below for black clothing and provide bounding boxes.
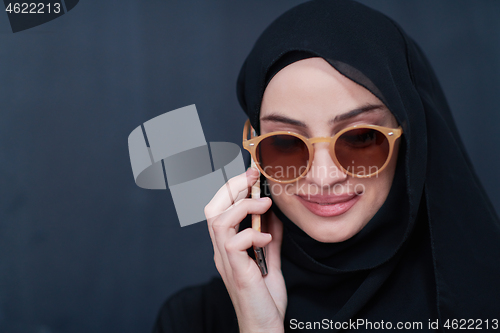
[154,0,500,332]
[153,277,238,333]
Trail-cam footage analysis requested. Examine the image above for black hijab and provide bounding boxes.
[237,0,500,331]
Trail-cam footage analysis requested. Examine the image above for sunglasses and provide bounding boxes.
[243,119,402,183]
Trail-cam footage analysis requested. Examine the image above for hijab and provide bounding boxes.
[237,0,500,330]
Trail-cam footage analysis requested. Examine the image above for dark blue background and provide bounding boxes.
[0,1,499,332]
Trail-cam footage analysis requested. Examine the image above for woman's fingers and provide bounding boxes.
[210,197,272,278]
[224,227,273,286]
[205,168,261,278]
[205,168,260,221]
[204,172,286,331]
[212,197,271,231]
[204,168,269,278]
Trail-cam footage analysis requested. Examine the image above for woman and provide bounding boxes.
[154,1,500,332]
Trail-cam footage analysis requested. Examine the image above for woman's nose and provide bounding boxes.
[304,142,347,186]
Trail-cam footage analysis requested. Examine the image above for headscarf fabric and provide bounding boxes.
[236,0,500,330]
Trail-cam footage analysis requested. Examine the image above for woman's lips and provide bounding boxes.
[295,193,360,217]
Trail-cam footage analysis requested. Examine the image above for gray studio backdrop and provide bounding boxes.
[1,1,499,332]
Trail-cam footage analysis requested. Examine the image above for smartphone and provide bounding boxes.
[250,131,268,276]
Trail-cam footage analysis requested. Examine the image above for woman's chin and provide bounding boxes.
[294,214,361,243]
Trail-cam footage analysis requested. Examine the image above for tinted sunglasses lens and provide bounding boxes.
[334,128,389,176]
[257,134,309,181]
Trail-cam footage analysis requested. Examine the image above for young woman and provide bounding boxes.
[154,1,500,332]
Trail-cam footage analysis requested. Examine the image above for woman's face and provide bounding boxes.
[260,57,400,243]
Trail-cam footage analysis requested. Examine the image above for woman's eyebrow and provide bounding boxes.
[260,114,307,127]
[260,104,386,128]
[330,104,386,124]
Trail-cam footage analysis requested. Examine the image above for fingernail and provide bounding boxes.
[264,233,272,238]
[258,197,269,201]
[246,167,259,176]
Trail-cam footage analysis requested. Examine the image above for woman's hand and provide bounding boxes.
[205,167,287,333]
